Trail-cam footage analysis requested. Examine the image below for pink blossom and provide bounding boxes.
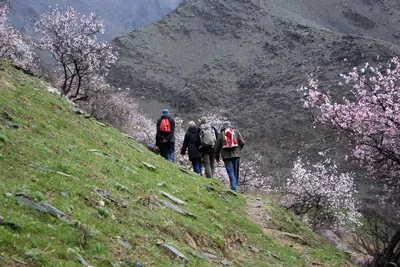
[34,6,117,100]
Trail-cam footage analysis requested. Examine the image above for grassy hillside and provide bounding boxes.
[0,59,353,266]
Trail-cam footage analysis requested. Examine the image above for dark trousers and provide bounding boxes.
[159,142,175,162]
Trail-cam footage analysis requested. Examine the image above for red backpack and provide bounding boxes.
[222,127,238,150]
[159,118,171,133]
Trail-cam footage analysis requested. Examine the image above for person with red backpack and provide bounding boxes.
[156,109,175,162]
[214,121,245,191]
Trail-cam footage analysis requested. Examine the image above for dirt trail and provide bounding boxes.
[245,196,306,252]
[245,196,356,267]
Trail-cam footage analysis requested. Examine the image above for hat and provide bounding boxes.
[221,121,231,130]
[187,121,196,128]
[200,117,207,123]
[162,109,170,116]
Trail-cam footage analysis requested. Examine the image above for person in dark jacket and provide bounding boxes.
[197,117,219,178]
[180,121,202,174]
[155,109,175,162]
[215,121,245,191]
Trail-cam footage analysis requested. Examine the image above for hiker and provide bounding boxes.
[197,117,219,178]
[155,109,175,162]
[214,121,245,191]
[180,121,202,174]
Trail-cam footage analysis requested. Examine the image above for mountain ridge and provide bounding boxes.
[108,0,400,177]
[9,0,182,40]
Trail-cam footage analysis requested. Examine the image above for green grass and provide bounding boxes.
[0,59,353,266]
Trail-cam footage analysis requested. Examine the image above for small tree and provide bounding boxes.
[35,6,117,100]
[239,153,273,193]
[302,57,400,266]
[89,89,155,145]
[282,157,359,230]
[0,1,35,69]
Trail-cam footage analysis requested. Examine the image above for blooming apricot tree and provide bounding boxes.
[35,6,117,100]
[283,157,359,230]
[239,153,273,193]
[301,57,400,265]
[89,90,155,145]
[0,1,35,69]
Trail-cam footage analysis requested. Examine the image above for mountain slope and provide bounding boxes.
[108,0,400,177]
[0,60,353,266]
[9,0,182,40]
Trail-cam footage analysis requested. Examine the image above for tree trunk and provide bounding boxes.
[385,229,400,265]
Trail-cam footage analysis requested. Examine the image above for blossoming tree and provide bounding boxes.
[283,157,359,230]
[34,6,117,100]
[0,1,35,69]
[301,57,400,266]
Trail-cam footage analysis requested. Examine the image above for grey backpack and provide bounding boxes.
[199,123,216,148]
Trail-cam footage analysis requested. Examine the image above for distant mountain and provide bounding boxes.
[107,0,400,178]
[8,0,182,39]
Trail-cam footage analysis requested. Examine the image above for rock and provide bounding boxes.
[248,245,260,253]
[115,182,133,195]
[117,238,133,250]
[38,202,73,222]
[95,121,107,127]
[60,192,69,197]
[263,214,272,221]
[71,107,86,115]
[162,244,188,261]
[55,171,78,180]
[157,182,167,187]
[158,199,195,217]
[12,258,27,265]
[223,190,237,197]
[74,255,89,266]
[127,142,144,153]
[16,195,48,212]
[179,166,193,175]
[0,220,23,230]
[188,251,204,259]
[121,166,137,174]
[98,201,105,207]
[0,112,19,128]
[221,259,230,266]
[141,161,156,170]
[45,85,61,95]
[4,192,13,197]
[203,252,218,259]
[16,195,73,222]
[281,232,306,244]
[94,189,127,207]
[204,185,215,191]
[160,190,187,205]
[122,133,135,140]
